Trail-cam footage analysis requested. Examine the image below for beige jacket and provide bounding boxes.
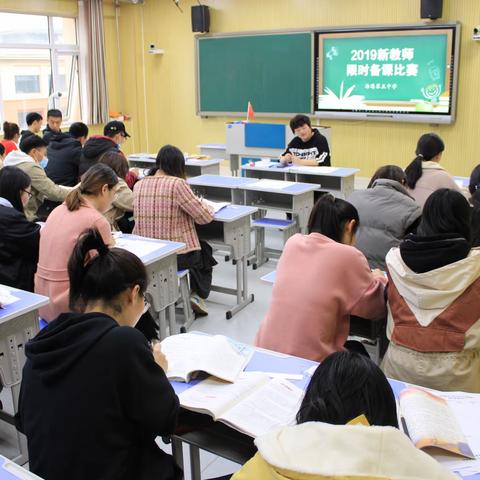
[3,150,72,220]
[382,247,480,392]
[408,161,460,208]
[103,178,133,230]
[232,422,456,480]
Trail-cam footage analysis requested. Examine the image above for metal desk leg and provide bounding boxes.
[167,303,177,336]
[171,437,185,475]
[225,255,254,319]
[11,384,28,465]
[157,309,168,340]
[189,445,202,480]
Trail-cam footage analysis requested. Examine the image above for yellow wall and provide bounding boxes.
[117,0,480,176]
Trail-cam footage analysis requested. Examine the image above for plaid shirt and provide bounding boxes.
[133,175,214,253]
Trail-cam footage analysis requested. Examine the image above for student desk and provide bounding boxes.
[171,344,317,480]
[196,205,258,319]
[115,234,185,339]
[197,143,227,160]
[241,162,359,199]
[170,337,480,480]
[128,154,221,177]
[0,455,43,479]
[187,175,257,204]
[0,287,49,465]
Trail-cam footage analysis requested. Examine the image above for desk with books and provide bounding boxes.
[114,234,185,339]
[166,334,480,480]
[0,286,49,465]
[197,205,258,319]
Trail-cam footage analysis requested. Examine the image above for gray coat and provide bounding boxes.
[348,179,422,270]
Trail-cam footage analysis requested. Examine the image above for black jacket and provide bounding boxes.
[400,233,471,273]
[80,136,118,176]
[283,128,331,166]
[0,204,40,291]
[17,313,181,480]
[19,130,35,151]
[45,133,82,186]
[43,125,63,145]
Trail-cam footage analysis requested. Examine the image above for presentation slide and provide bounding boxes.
[316,28,456,117]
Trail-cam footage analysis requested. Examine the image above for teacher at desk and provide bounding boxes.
[280,114,331,167]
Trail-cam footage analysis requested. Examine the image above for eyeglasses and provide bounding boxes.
[22,189,33,199]
[142,292,151,315]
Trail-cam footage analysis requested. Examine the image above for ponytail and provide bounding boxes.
[308,194,359,242]
[68,228,147,312]
[406,133,445,190]
[3,121,20,140]
[65,163,118,211]
[405,156,424,189]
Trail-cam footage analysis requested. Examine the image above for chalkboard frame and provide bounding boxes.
[195,29,315,118]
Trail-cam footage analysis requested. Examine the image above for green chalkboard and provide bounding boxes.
[318,30,452,111]
[197,33,312,115]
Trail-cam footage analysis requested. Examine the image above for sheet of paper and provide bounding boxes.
[179,372,268,418]
[251,179,296,190]
[248,372,304,380]
[220,378,304,438]
[293,166,339,174]
[304,365,318,377]
[115,238,165,258]
[0,286,20,307]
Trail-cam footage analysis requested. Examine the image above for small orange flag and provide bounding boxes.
[247,101,255,121]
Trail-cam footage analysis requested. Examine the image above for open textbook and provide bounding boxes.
[178,372,304,438]
[399,386,475,458]
[202,198,230,213]
[161,333,253,383]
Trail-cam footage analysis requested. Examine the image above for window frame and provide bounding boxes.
[0,11,81,128]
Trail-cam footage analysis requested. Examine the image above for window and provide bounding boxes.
[15,75,41,94]
[0,13,80,129]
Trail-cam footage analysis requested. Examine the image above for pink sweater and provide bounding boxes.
[35,201,112,321]
[408,161,460,208]
[133,175,214,253]
[255,233,387,362]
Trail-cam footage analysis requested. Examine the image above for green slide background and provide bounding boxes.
[321,34,449,102]
[198,33,312,114]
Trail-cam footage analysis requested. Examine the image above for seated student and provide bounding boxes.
[18,228,182,480]
[99,150,134,232]
[42,108,63,144]
[80,120,130,176]
[3,135,72,221]
[35,163,116,322]
[0,144,5,168]
[133,145,215,315]
[382,189,480,393]
[232,351,455,480]
[468,164,480,247]
[46,122,89,186]
[405,133,460,208]
[1,121,20,156]
[19,112,43,150]
[279,114,330,166]
[0,166,40,291]
[348,165,422,270]
[255,195,387,362]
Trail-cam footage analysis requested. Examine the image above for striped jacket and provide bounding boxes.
[133,175,214,253]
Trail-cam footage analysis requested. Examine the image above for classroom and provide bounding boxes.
[0,0,480,479]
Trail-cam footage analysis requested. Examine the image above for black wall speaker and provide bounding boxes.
[191,5,210,33]
[420,0,443,19]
